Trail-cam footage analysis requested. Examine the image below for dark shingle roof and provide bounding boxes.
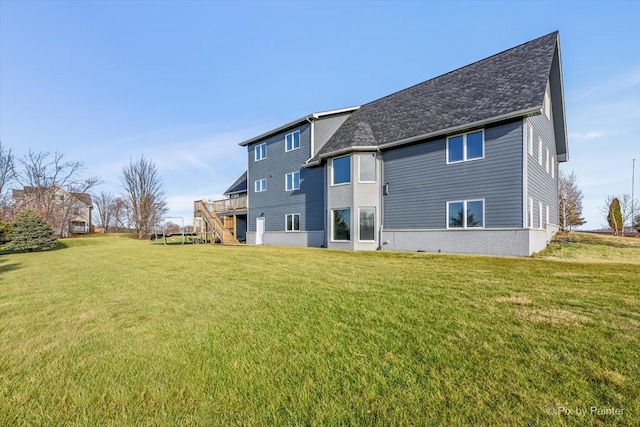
[224,171,247,195]
[314,32,559,161]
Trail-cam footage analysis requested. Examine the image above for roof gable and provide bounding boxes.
[314,32,562,162]
[224,171,247,195]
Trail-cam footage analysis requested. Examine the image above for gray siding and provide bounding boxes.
[383,120,524,229]
[247,123,325,233]
[314,112,353,156]
[527,109,559,227]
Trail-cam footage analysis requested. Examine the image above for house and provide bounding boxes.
[12,186,93,237]
[202,31,568,256]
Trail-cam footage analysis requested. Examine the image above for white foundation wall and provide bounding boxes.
[383,227,557,256]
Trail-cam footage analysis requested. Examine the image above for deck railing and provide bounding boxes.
[211,195,247,213]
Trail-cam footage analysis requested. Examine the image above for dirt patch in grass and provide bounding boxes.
[516,309,592,327]
[496,296,533,306]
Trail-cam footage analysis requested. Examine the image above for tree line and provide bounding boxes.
[0,141,168,249]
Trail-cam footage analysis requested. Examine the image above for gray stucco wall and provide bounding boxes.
[383,120,524,229]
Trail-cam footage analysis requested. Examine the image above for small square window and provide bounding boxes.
[255,143,267,161]
[285,171,300,191]
[447,200,484,228]
[285,131,300,152]
[286,214,300,232]
[447,130,484,164]
[332,156,351,185]
[255,179,267,192]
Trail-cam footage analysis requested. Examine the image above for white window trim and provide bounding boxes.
[446,130,485,165]
[357,207,376,242]
[528,198,534,229]
[285,130,300,152]
[331,155,351,186]
[551,156,555,178]
[538,202,543,229]
[254,179,267,193]
[331,208,351,242]
[544,87,552,120]
[358,153,377,183]
[527,123,533,157]
[545,148,550,173]
[285,171,300,192]
[285,213,300,232]
[538,137,543,166]
[255,142,267,161]
[446,199,485,229]
[545,205,550,226]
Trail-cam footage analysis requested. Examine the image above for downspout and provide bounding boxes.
[378,149,384,250]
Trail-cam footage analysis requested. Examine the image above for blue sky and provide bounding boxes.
[1,0,639,228]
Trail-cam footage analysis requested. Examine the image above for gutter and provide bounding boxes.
[306,106,542,166]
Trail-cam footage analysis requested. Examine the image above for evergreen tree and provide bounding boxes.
[8,209,58,252]
[607,197,623,236]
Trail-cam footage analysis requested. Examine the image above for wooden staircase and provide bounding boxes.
[193,200,237,244]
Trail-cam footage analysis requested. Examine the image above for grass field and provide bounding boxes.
[1,233,638,425]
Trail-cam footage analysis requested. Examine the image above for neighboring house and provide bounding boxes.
[12,186,93,237]
[207,31,568,256]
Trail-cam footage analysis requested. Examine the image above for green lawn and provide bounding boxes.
[1,234,638,425]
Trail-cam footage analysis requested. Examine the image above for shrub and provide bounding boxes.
[8,209,58,252]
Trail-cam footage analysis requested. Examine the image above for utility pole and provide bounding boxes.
[632,158,636,233]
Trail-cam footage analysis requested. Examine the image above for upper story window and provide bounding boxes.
[255,142,267,161]
[447,199,484,228]
[527,123,533,156]
[285,171,300,191]
[285,131,300,152]
[543,87,552,120]
[359,154,376,182]
[447,130,484,164]
[255,179,267,192]
[538,137,543,166]
[551,156,555,178]
[545,148,550,173]
[332,155,351,185]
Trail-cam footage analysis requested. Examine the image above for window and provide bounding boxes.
[359,154,376,182]
[538,137,543,166]
[528,198,533,228]
[332,156,351,185]
[543,88,551,120]
[539,202,543,229]
[447,200,484,228]
[546,205,550,226]
[285,171,300,191]
[359,207,375,241]
[285,214,300,232]
[332,209,351,241]
[255,142,267,161]
[545,148,550,173]
[551,156,555,178]
[527,123,533,156]
[447,130,484,163]
[285,131,300,152]
[255,179,267,192]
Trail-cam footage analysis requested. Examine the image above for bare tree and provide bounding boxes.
[559,170,586,231]
[0,142,16,216]
[93,191,115,231]
[13,151,100,236]
[121,156,168,239]
[111,197,129,233]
